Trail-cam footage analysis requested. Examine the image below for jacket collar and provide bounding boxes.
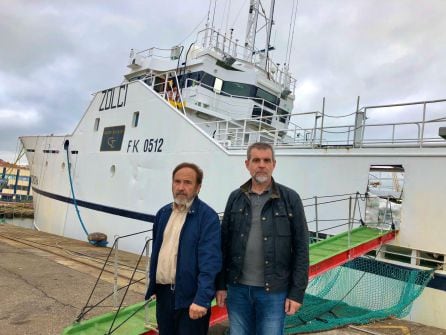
[189,196,200,214]
[240,177,280,199]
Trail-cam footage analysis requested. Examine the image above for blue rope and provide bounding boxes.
[65,145,107,246]
[66,148,89,236]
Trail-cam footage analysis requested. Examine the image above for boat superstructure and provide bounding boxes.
[19,0,446,329]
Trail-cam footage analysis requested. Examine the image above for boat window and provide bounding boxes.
[132,112,140,127]
[177,74,184,88]
[365,165,404,230]
[182,70,285,113]
[256,88,279,105]
[278,108,289,123]
[214,78,223,94]
[201,72,215,88]
[185,72,200,87]
[94,118,100,131]
[153,77,166,93]
[144,77,154,87]
[222,81,254,97]
[252,106,273,124]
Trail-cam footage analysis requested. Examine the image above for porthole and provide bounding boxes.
[94,118,100,131]
[132,112,140,127]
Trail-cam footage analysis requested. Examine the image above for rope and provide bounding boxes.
[321,128,355,134]
[285,0,298,67]
[65,144,89,237]
[323,111,357,118]
[76,239,153,333]
[356,193,365,225]
[107,239,151,334]
[303,196,353,208]
[231,0,248,28]
[64,141,108,247]
[177,12,209,46]
[302,192,362,201]
[107,298,154,335]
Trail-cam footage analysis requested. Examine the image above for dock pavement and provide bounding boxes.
[0,223,445,335]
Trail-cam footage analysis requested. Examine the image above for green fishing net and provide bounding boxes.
[285,256,433,334]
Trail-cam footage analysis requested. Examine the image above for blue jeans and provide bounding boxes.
[227,284,287,335]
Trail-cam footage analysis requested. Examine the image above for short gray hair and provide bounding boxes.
[246,142,275,161]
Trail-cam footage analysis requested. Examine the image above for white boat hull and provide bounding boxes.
[21,80,446,328]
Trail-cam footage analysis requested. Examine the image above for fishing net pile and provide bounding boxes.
[285,256,432,334]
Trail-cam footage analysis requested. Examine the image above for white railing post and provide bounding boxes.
[314,196,319,242]
[348,196,352,250]
[420,102,427,148]
[352,192,358,229]
[381,197,390,233]
[319,97,325,146]
[392,125,396,144]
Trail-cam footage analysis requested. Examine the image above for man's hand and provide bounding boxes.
[216,290,227,307]
[284,298,301,315]
[189,303,208,320]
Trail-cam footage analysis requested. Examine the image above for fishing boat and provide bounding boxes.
[19,0,446,331]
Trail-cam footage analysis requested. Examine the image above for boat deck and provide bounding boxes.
[0,223,445,335]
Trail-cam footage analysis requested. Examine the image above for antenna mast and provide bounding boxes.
[244,0,275,72]
[244,0,260,61]
[265,0,275,73]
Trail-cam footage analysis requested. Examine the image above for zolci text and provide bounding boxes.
[99,84,128,111]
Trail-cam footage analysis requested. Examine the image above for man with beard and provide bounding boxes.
[146,162,221,335]
[216,142,309,335]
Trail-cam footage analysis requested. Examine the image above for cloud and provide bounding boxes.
[0,108,41,126]
[1,0,446,163]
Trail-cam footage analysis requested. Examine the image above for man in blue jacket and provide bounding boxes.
[216,142,309,335]
[145,162,222,335]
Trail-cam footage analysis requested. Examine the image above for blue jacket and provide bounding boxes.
[145,197,222,309]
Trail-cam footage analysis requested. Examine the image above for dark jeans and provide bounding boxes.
[155,284,211,335]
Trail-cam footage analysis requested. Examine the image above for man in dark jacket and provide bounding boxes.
[216,142,309,335]
[146,162,222,335]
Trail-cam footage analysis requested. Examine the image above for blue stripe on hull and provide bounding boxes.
[32,186,156,223]
[33,186,446,292]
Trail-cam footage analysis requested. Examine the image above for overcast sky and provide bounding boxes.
[1,0,446,163]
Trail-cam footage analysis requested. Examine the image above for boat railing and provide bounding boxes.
[183,78,288,128]
[183,78,255,115]
[357,99,446,148]
[195,27,296,92]
[132,46,180,61]
[302,192,397,245]
[76,229,153,330]
[197,98,446,148]
[140,71,186,114]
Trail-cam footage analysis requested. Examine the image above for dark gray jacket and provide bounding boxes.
[216,178,309,303]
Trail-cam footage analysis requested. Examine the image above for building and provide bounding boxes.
[0,159,32,201]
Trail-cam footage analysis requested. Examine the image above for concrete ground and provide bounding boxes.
[1,224,445,335]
